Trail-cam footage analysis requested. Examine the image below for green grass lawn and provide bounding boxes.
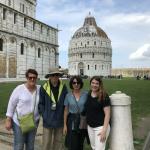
[0,78,150,149]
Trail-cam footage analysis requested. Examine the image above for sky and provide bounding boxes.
[36,0,150,69]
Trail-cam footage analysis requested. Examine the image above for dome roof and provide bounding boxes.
[72,13,108,39]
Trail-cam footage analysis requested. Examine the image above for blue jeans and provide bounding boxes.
[12,121,37,150]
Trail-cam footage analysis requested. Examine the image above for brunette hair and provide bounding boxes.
[69,75,83,89]
[90,76,106,101]
[25,69,38,78]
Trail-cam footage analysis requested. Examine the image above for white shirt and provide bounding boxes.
[6,84,40,126]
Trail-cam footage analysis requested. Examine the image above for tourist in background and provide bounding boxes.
[5,69,40,150]
[63,75,89,150]
[84,76,111,150]
[38,68,68,150]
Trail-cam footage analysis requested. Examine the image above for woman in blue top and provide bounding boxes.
[63,75,89,150]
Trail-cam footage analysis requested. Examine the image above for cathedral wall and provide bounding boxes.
[0,2,59,78]
[0,0,36,18]
[0,32,58,78]
[0,4,58,46]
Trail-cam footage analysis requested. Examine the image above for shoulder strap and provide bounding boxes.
[72,94,80,114]
[16,90,37,118]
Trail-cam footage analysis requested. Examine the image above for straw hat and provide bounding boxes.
[45,68,64,78]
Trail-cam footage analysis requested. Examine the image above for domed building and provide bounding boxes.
[68,13,112,77]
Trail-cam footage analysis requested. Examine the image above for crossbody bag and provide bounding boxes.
[16,90,37,134]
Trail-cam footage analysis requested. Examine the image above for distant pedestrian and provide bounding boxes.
[5,69,40,150]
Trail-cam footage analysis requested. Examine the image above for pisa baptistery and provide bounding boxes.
[68,13,112,77]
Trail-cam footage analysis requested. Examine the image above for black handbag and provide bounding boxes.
[72,113,80,131]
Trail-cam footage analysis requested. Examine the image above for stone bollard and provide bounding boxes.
[109,91,134,150]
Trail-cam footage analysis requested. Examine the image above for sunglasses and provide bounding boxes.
[51,73,60,77]
[72,81,80,85]
[28,76,37,80]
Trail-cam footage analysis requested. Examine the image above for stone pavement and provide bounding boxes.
[0,119,43,150]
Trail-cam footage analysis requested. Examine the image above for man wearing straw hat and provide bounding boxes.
[38,68,68,150]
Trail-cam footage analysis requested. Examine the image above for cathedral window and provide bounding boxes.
[8,0,11,6]
[33,22,35,31]
[3,8,6,20]
[14,13,17,24]
[92,53,94,58]
[104,53,105,58]
[38,48,41,58]
[85,44,86,47]
[81,42,82,46]
[47,29,49,36]
[102,65,104,70]
[26,7,28,15]
[41,25,43,33]
[24,18,26,27]
[88,65,89,70]
[0,39,3,51]
[94,41,96,45]
[21,43,24,55]
[22,4,25,13]
[95,65,97,70]
[80,53,82,58]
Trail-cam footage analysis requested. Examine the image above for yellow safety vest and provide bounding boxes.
[43,80,64,104]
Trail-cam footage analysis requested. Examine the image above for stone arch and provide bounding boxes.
[0,35,7,52]
[42,46,50,75]
[78,62,84,75]
[18,39,27,55]
[49,47,56,68]
[8,36,17,77]
[35,44,43,76]
[0,35,7,77]
[16,40,28,77]
[25,40,36,69]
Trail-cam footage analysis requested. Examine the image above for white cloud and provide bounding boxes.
[129,44,150,60]
[102,13,150,26]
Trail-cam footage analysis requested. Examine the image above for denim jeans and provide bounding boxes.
[12,121,37,150]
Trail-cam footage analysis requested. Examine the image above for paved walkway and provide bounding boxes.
[0,119,43,150]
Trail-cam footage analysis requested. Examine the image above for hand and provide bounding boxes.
[63,125,67,135]
[97,129,107,142]
[5,117,12,131]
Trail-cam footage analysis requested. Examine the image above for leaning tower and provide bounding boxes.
[68,13,112,77]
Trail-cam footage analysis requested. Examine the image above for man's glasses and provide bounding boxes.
[51,73,60,77]
[72,81,80,85]
[28,76,37,80]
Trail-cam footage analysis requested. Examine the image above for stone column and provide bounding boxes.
[109,91,134,150]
